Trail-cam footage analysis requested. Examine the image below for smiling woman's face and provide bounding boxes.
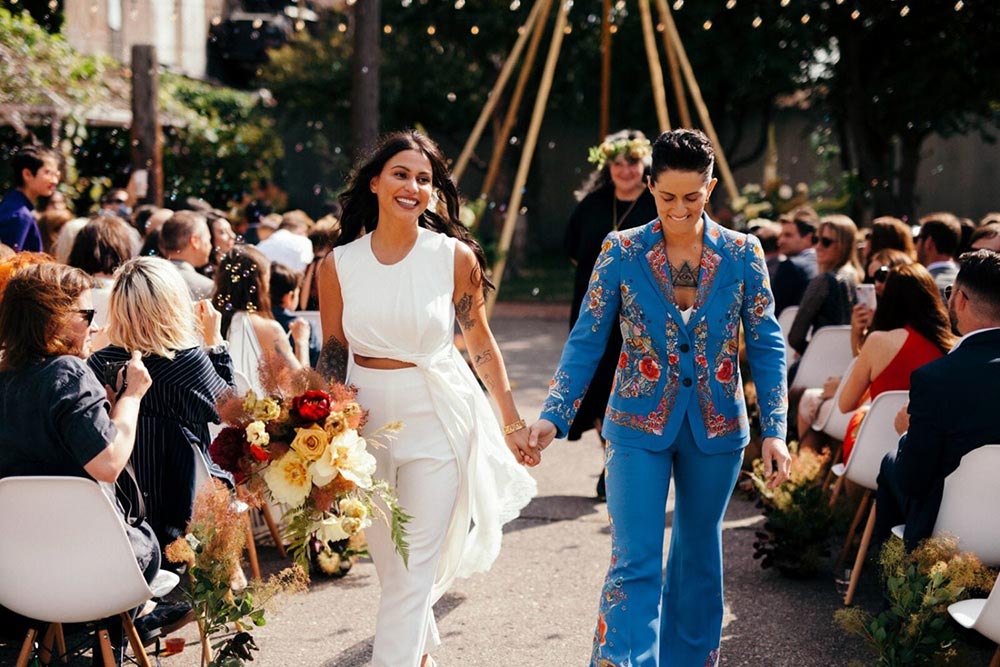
[648,169,716,231]
[369,149,434,224]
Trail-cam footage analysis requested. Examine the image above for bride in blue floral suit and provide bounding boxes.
[529,129,791,667]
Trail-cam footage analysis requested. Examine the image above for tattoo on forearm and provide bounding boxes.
[481,373,497,391]
[318,337,349,382]
[473,350,495,367]
[456,293,476,331]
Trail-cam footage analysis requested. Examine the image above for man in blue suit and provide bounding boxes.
[529,130,790,667]
[876,249,1000,550]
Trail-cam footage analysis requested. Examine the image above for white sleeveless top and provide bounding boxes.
[334,227,536,600]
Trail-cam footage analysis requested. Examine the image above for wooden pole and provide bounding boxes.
[130,45,163,206]
[638,0,670,132]
[451,0,547,184]
[350,0,380,157]
[479,0,554,199]
[486,0,572,316]
[600,0,612,140]
[658,4,691,128]
[654,0,739,202]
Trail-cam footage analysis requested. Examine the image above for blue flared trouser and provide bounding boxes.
[590,418,743,667]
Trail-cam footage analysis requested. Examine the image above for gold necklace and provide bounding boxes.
[612,195,640,231]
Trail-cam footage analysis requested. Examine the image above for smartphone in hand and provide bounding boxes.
[856,283,877,311]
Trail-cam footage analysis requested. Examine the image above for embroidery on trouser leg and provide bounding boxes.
[704,647,720,667]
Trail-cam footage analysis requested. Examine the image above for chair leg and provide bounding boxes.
[121,612,152,667]
[821,443,842,491]
[96,629,117,667]
[990,645,1000,667]
[39,623,56,666]
[828,474,845,508]
[54,624,67,664]
[15,628,38,667]
[260,502,287,558]
[844,501,877,606]
[836,490,871,571]
[244,512,262,580]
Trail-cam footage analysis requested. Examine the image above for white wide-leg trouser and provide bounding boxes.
[352,364,460,667]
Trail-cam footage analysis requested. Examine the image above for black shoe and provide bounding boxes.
[135,602,194,645]
[596,468,606,502]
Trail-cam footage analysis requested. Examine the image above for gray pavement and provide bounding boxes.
[1,305,888,666]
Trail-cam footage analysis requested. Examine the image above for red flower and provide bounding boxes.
[618,352,628,369]
[668,353,679,365]
[715,358,735,384]
[248,443,269,462]
[292,390,332,422]
[209,426,246,475]
[639,356,661,382]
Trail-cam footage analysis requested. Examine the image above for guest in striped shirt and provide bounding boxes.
[88,257,235,549]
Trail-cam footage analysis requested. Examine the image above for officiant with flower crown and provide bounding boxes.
[563,129,659,499]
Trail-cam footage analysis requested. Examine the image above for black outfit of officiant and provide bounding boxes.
[563,186,658,442]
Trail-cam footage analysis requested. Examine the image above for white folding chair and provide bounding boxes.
[790,325,854,392]
[949,574,1000,667]
[777,305,800,366]
[813,357,860,442]
[0,476,178,667]
[891,445,1000,566]
[827,390,909,605]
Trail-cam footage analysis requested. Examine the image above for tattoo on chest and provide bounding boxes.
[670,260,699,288]
[456,293,476,331]
[317,337,349,383]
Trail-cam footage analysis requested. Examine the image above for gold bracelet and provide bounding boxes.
[502,418,526,435]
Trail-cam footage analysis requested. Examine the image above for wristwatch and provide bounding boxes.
[205,341,230,355]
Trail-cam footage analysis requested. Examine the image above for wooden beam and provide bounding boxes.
[480,0,554,200]
[638,0,670,132]
[658,4,691,128]
[600,0,612,140]
[130,45,163,207]
[451,0,548,184]
[654,0,739,202]
[486,0,572,315]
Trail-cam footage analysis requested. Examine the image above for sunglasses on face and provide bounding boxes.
[818,236,837,248]
[872,266,891,283]
[77,309,96,325]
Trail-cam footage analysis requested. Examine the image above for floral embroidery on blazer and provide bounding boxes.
[542,216,787,453]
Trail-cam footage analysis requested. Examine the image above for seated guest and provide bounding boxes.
[748,219,782,284]
[863,216,916,265]
[159,211,215,300]
[788,214,862,355]
[969,223,1000,253]
[256,209,314,273]
[213,246,309,394]
[270,262,319,367]
[876,250,1000,550]
[88,257,235,549]
[915,212,961,300]
[0,263,157,663]
[67,214,135,329]
[835,264,954,460]
[851,249,915,355]
[772,206,819,315]
[36,208,73,255]
[51,216,89,264]
[299,214,342,311]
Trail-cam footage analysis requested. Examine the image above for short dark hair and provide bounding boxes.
[159,210,209,255]
[956,249,1000,322]
[918,212,962,257]
[12,145,59,188]
[970,223,1000,245]
[649,129,715,182]
[269,262,302,304]
[781,206,820,241]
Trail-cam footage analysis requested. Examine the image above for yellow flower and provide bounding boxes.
[164,536,196,567]
[245,420,270,447]
[339,497,367,520]
[324,411,348,439]
[263,450,312,506]
[242,390,258,413]
[290,425,329,463]
[317,516,350,543]
[254,397,281,422]
[341,517,364,535]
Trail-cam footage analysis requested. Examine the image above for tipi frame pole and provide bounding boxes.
[486,0,572,316]
[452,0,547,183]
[600,0,612,140]
[638,0,670,132]
[659,8,691,128]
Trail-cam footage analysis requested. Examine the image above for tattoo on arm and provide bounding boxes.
[456,293,476,331]
[480,372,497,392]
[473,350,495,367]
[318,337,349,383]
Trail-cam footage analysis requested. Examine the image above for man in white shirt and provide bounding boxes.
[915,212,961,301]
[256,210,314,273]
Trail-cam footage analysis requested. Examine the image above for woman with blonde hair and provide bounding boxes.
[87,256,235,548]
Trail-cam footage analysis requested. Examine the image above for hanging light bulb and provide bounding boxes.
[726,0,736,8]
[801,13,810,23]
[780,0,791,6]
[703,19,712,29]
[752,15,762,27]
[899,5,910,16]
[851,9,861,20]
[954,0,964,9]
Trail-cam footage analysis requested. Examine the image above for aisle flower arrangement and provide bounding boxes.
[209,363,410,574]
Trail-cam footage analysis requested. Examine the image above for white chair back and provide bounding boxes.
[949,574,1000,644]
[790,325,853,391]
[0,476,154,623]
[777,305,800,365]
[933,445,1000,566]
[233,369,253,396]
[296,310,324,344]
[842,390,909,490]
[813,357,860,441]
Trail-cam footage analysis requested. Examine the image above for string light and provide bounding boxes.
[752,15,763,28]
[703,19,712,29]
[672,0,683,9]
[383,24,393,34]
[454,0,465,8]
[337,22,348,32]
[510,0,521,9]
[780,0,790,6]
[427,25,436,35]
[899,5,910,16]
[801,13,810,24]
[851,9,860,19]
[726,0,736,7]
[955,0,964,9]
[470,25,479,35]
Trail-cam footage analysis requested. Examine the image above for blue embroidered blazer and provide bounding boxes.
[540,216,787,454]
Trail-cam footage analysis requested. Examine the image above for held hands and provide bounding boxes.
[527,419,557,457]
[761,437,791,489]
[504,427,539,467]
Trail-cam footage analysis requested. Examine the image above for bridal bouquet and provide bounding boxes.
[209,366,409,573]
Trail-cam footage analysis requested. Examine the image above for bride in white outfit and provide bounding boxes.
[317,130,538,667]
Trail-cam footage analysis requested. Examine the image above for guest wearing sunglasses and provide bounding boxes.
[851,249,915,355]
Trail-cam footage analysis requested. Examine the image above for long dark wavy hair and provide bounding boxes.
[870,263,955,353]
[213,245,274,338]
[336,130,494,293]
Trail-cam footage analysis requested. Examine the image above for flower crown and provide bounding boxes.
[587,137,653,170]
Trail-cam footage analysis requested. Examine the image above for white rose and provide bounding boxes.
[245,421,270,447]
